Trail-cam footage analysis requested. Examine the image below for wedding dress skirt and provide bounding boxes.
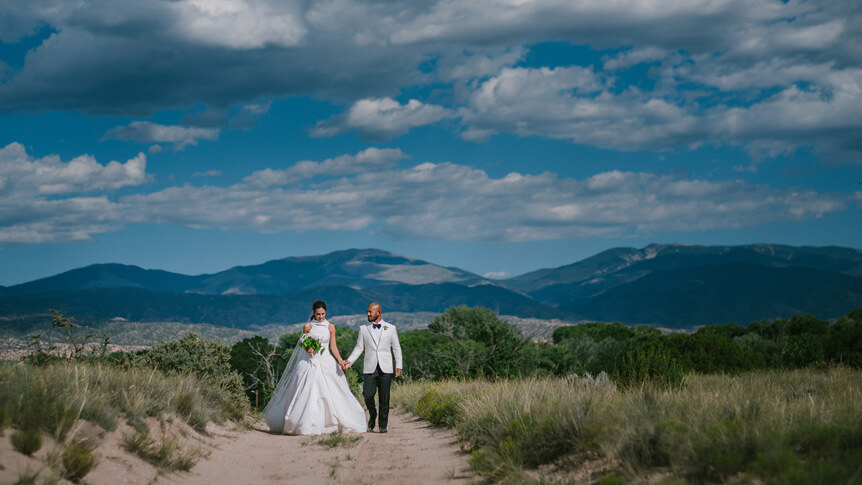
[264,321,367,435]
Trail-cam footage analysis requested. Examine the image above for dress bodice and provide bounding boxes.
[308,320,330,347]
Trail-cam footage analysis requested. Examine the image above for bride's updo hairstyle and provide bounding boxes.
[310,300,327,321]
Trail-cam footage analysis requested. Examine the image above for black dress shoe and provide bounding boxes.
[378,428,387,433]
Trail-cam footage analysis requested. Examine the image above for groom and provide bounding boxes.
[343,302,402,433]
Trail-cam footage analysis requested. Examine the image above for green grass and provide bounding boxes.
[11,430,43,456]
[394,367,862,483]
[121,430,203,471]
[309,431,363,448]
[61,442,95,482]
[0,361,245,440]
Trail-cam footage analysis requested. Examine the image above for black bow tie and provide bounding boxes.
[372,323,381,329]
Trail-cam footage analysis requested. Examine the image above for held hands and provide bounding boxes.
[341,360,352,370]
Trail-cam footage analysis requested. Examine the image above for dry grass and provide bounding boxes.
[394,367,862,483]
[0,361,243,441]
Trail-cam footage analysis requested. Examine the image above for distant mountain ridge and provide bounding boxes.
[505,243,862,294]
[2,244,861,328]
[5,248,491,296]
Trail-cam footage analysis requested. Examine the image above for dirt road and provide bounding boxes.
[161,410,474,485]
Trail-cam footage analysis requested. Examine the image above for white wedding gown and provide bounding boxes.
[264,320,367,435]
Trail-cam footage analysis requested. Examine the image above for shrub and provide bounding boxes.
[825,316,862,367]
[414,389,459,427]
[122,430,202,471]
[613,344,685,388]
[783,333,826,368]
[136,333,247,410]
[428,306,527,378]
[62,443,95,482]
[11,430,43,456]
[0,407,11,433]
[553,322,635,344]
[15,468,40,485]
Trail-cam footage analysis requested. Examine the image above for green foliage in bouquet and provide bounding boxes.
[300,334,323,354]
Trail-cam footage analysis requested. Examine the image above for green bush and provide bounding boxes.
[62,442,95,482]
[498,406,601,469]
[428,306,527,378]
[613,344,685,388]
[825,316,862,367]
[783,333,826,368]
[11,430,43,456]
[136,333,247,411]
[661,333,765,373]
[553,322,635,344]
[0,407,11,433]
[414,389,459,427]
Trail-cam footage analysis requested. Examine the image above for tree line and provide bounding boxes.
[229,305,862,406]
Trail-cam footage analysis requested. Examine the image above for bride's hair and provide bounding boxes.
[309,300,327,321]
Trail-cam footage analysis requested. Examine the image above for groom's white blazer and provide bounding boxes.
[347,320,403,374]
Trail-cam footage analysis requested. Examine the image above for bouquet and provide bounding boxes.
[299,334,323,354]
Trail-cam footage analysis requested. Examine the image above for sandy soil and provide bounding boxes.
[0,410,474,485]
[162,410,474,485]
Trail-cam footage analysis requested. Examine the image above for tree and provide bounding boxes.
[230,336,289,407]
[428,306,528,378]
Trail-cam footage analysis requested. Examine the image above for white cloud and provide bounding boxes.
[0,143,145,246]
[243,101,271,115]
[312,98,452,141]
[123,160,850,242]
[194,170,222,177]
[1,0,861,162]
[243,147,408,187]
[459,66,701,150]
[0,142,852,247]
[171,0,307,49]
[603,47,667,71]
[104,122,220,150]
[0,142,147,195]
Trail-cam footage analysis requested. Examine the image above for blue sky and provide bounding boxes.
[1,0,860,286]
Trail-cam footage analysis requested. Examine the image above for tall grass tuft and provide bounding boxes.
[394,367,862,483]
[121,430,203,471]
[0,407,11,434]
[0,361,244,440]
[61,443,95,482]
[11,430,43,456]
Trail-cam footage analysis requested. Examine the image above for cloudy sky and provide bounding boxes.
[1,0,860,285]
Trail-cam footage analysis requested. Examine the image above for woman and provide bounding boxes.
[264,300,366,435]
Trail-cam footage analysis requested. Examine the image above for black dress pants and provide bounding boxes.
[363,364,393,430]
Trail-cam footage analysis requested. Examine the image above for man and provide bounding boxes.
[343,302,403,433]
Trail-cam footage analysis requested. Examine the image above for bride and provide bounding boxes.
[264,300,367,435]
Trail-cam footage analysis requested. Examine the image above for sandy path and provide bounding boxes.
[160,410,474,485]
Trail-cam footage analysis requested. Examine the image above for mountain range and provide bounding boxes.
[1,244,861,329]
